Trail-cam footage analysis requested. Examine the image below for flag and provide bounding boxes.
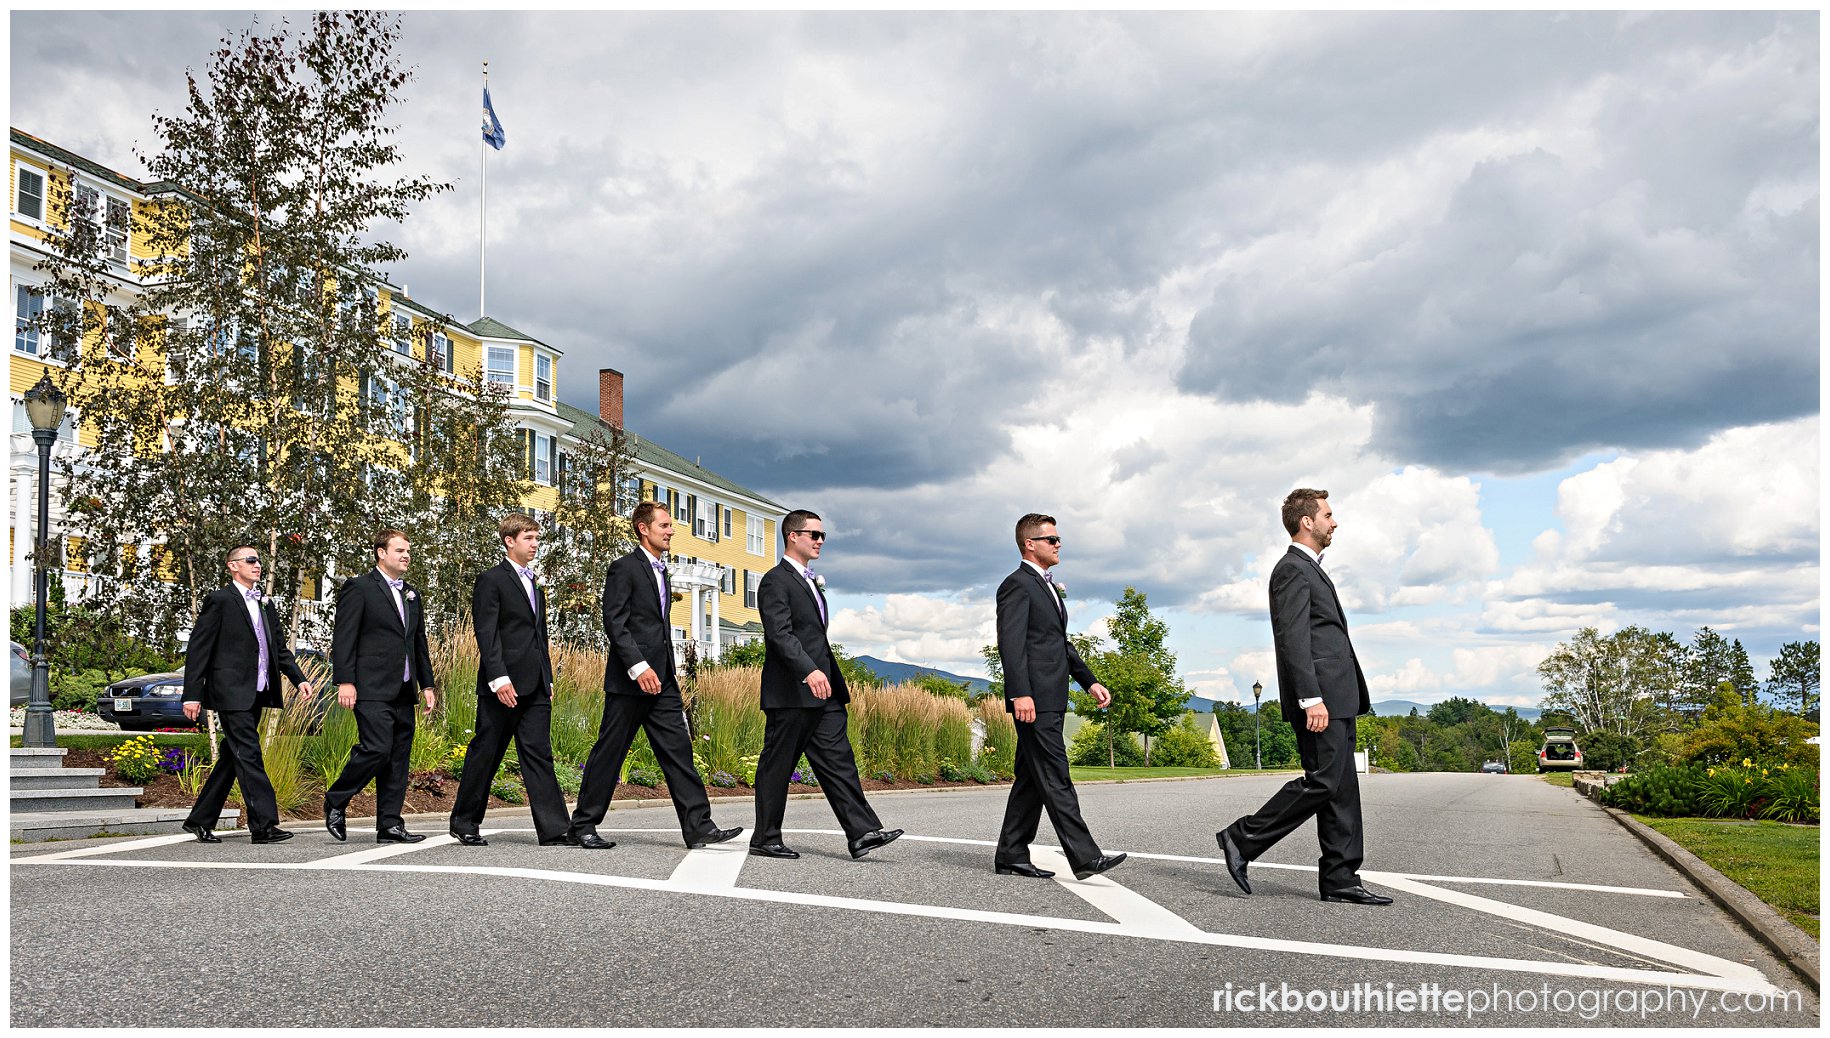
[482,87,506,150]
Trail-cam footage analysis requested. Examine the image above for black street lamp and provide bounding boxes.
[22,373,66,749]
[1252,680,1263,770]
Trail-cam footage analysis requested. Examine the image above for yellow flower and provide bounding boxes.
[1780,763,1790,770]
[1761,769,1769,776]
[1741,757,1752,768]
[1707,768,1715,776]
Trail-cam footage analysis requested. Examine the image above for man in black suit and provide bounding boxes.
[180,546,314,844]
[993,513,1125,881]
[448,513,570,847]
[324,529,437,844]
[1218,489,1391,905]
[567,500,740,850]
[750,509,900,861]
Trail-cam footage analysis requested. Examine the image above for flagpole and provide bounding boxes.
[480,61,488,319]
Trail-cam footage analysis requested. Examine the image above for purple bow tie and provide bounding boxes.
[518,566,536,583]
[387,578,404,591]
[244,586,263,601]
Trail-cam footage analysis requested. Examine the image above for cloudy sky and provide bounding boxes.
[12,9,1819,708]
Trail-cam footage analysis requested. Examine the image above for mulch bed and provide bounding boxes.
[70,748,1008,827]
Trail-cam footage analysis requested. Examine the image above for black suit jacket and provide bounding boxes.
[995,564,1096,714]
[181,584,307,713]
[602,549,677,697]
[758,558,849,710]
[474,559,552,700]
[331,569,435,700]
[1270,545,1371,725]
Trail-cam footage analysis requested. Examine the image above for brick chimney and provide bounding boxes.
[598,367,625,429]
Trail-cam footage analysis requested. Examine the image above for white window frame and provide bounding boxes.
[14,281,45,358]
[535,353,553,402]
[744,570,760,609]
[13,160,46,225]
[747,515,765,555]
[434,332,453,374]
[74,182,130,266]
[486,344,516,386]
[534,431,554,485]
[391,311,412,356]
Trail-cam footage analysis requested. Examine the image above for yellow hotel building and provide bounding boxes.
[8,128,781,657]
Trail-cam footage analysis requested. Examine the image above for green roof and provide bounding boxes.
[467,316,554,349]
[555,400,783,512]
[12,129,145,194]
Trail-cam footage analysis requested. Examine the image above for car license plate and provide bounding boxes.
[113,698,134,711]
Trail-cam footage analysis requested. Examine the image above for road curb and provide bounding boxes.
[1601,806,1819,992]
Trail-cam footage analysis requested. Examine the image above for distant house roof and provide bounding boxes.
[554,400,783,512]
[12,128,145,194]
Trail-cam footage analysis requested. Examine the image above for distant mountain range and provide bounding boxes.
[851,658,1544,721]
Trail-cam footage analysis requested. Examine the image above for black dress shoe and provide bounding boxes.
[250,828,294,844]
[749,842,800,859]
[847,828,904,859]
[994,861,1055,879]
[1072,852,1127,881]
[1218,830,1252,895]
[537,836,571,847]
[180,822,221,844]
[450,831,489,847]
[565,832,616,850]
[377,826,426,844]
[1321,885,1394,905]
[324,801,346,842]
[687,826,743,849]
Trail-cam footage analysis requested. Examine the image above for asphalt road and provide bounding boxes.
[9,772,1817,1027]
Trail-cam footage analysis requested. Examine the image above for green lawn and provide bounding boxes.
[11,733,208,752]
[1641,817,1820,939]
[1070,766,1298,782]
[1539,771,1575,787]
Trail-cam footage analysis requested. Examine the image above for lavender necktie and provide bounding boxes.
[245,587,269,691]
[651,559,668,615]
[1043,571,1065,618]
[805,569,826,625]
[517,566,539,614]
[387,577,409,681]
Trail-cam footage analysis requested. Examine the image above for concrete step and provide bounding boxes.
[10,768,104,790]
[10,787,143,813]
[9,748,69,769]
[10,808,240,843]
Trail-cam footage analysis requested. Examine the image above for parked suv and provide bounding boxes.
[1479,760,1508,775]
[1537,727,1584,772]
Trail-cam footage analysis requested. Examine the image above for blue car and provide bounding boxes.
[95,649,330,731]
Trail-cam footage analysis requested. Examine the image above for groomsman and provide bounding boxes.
[750,509,901,860]
[993,513,1125,881]
[567,500,740,850]
[447,513,570,846]
[1218,489,1390,904]
[324,529,437,843]
[180,546,314,843]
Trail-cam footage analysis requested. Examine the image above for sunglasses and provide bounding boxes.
[1027,536,1062,546]
[237,556,262,565]
[793,530,827,542]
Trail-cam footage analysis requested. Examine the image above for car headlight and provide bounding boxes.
[147,684,184,698]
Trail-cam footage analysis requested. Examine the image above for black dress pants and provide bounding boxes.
[449,691,570,842]
[186,707,278,832]
[325,683,418,831]
[569,683,715,844]
[751,701,881,847]
[996,710,1101,869]
[1225,714,1364,892]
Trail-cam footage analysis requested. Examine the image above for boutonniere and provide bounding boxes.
[404,589,418,602]
[813,574,827,591]
[1053,581,1067,601]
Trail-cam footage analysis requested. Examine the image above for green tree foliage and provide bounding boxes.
[538,420,635,646]
[1071,587,1191,766]
[712,639,767,670]
[1765,640,1820,718]
[910,672,975,701]
[1680,686,1819,769]
[1425,697,1488,727]
[1149,712,1221,768]
[1537,626,1673,742]
[1067,720,1144,767]
[1682,628,1758,717]
[1209,700,1299,769]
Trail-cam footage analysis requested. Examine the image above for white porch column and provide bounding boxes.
[709,587,721,656]
[689,586,701,644]
[13,448,34,605]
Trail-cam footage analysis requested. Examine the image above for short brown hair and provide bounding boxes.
[630,500,667,535]
[781,509,821,546]
[499,512,540,546]
[372,528,408,559]
[1281,489,1329,536]
[224,544,258,566]
[1014,513,1056,548]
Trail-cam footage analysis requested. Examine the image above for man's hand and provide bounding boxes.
[421,688,437,712]
[337,683,357,709]
[637,669,662,695]
[806,669,832,699]
[293,681,314,700]
[183,701,201,722]
[1088,682,1112,709]
[1012,695,1036,723]
[495,681,518,708]
[1304,702,1329,732]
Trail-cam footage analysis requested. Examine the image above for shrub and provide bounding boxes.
[51,669,113,712]
[1681,699,1819,770]
[105,735,162,784]
[1758,765,1819,823]
[490,777,525,803]
[1068,721,1145,767]
[1598,764,1707,817]
[626,766,662,788]
[1697,766,1763,819]
[975,699,1015,778]
[1579,731,1640,773]
[939,757,998,783]
[444,744,468,779]
[409,771,448,796]
[706,770,738,788]
[1150,714,1222,768]
[553,759,584,797]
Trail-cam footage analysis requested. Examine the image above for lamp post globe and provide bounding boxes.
[1252,680,1263,770]
[22,373,67,749]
